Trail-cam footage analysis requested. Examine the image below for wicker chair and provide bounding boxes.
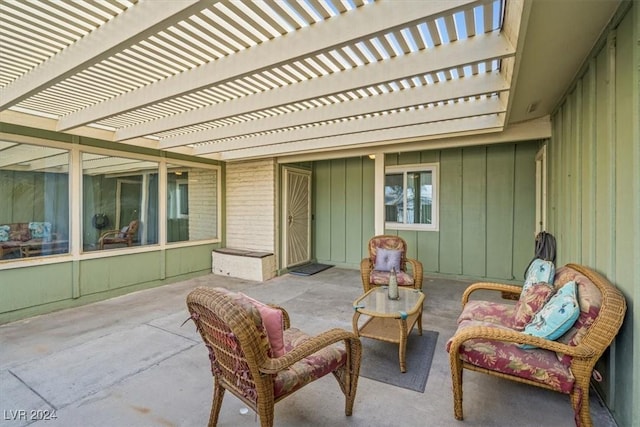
[186,286,361,427]
[98,219,138,249]
[447,263,626,427]
[360,235,423,293]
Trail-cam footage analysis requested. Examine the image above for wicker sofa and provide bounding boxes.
[0,222,64,259]
[446,263,626,427]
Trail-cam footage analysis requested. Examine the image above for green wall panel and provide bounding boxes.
[80,252,162,295]
[439,149,463,274]
[486,144,515,279]
[165,244,216,278]
[329,159,346,262]
[313,161,331,261]
[314,143,537,281]
[345,158,364,265]
[0,263,73,312]
[548,5,639,425]
[461,146,487,277]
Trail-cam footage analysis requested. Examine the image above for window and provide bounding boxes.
[0,141,70,261]
[385,163,438,231]
[82,153,159,251]
[167,164,219,243]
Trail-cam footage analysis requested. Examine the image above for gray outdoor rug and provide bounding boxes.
[359,330,439,393]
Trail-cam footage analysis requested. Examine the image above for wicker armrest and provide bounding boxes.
[448,324,596,359]
[260,328,361,373]
[405,258,424,290]
[461,282,522,306]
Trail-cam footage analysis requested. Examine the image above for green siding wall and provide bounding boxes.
[0,245,216,324]
[548,4,638,426]
[312,141,538,282]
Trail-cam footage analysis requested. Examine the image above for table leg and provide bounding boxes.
[398,318,408,373]
[352,311,361,336]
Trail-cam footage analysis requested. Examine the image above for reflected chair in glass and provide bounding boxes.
[98,219,139,249]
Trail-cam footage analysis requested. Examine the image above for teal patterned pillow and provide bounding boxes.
[523,259,555,292]
[0,225,10,242]
[28,222,52,240]
[521,281,580,348]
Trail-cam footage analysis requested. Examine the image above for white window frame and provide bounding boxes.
[384,163,439,231]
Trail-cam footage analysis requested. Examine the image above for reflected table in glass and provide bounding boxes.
[352,287,425,373]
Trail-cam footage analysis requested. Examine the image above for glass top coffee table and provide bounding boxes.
[352,286,425,373]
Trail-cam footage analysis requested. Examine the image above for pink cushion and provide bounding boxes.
[240,293,286,357]
[512,282,555,331]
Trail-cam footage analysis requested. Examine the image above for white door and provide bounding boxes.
[282,167,311,268]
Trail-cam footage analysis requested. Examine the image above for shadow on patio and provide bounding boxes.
[0,268,615,427]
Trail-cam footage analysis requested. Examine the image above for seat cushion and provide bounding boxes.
[456,300,516,328]
[446,320,575,394]
[370,269,414,286]
[274,328,347,398]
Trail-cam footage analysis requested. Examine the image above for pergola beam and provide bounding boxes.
[0,0,204,110]
[180,73,508,148]
[193,87,506,155]
[59,0,480,132]
[150,33,514,147]
[218,114,505,160]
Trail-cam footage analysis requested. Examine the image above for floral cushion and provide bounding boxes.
[0,225,10,242]
[446,319,575,394]
[374,247,401,272]
[521,281,580,349]
[523,259,555,292]
[512,282,555,331]
[274,328,347,398]
[456,300,516,328]
[370,269,414,286]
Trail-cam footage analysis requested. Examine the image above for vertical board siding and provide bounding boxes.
[330,159,347,262]
[462,146,487,277]
[439,149,464,274]
[548,6,639,426]
[226,160,276,252]
[345,158,364,265]
[486,144,516,279]
[313,161,331,261]
[313,142,537,280]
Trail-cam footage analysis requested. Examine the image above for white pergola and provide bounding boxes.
[0,0,620,163]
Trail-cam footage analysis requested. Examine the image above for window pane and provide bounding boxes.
[83,153,158,251]
[407,170,432,224]
[167,165,218,243]
[0,142,69,261]
[385,173,404,223]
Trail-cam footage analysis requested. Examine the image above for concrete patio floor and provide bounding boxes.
[0,268,616,427]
